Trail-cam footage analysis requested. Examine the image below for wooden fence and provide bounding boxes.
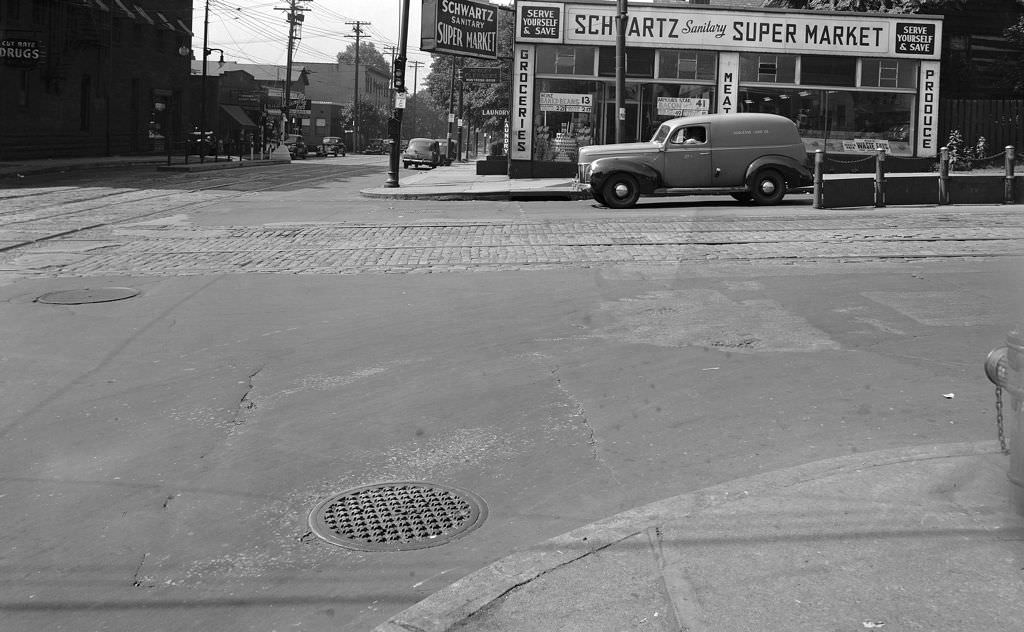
[940,98,1024,153]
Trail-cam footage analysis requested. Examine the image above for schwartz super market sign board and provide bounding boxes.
[516,2,941,59]
[422,0,498,59]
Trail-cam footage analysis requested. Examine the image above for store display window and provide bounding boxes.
[532,78,601,162]
[740,87,915,156]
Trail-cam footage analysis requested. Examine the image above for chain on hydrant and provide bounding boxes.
[985,347,1010,454]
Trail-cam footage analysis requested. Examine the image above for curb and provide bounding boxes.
[0,158,167,180]
[359,188,587,202]
[373,440,1003,632]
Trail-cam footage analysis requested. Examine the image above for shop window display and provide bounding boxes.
[532,78,601,162]
[740,87,915,155]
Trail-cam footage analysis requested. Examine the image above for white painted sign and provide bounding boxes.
[539,92,593,112]
[657,97,709,117]
[917,60,940,156]
[511,44,535,160]
[517,4,944,59]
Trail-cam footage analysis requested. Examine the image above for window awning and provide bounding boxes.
[220,104,256,127]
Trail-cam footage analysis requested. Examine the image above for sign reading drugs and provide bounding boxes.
[422,0,498,59]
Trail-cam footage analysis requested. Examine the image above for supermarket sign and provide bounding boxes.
[421,0,498,59]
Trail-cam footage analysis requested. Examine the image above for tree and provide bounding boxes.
[337,41,390,73]
[1004,16,1024,94]
[343,98,389,147]
[763,0,963,11]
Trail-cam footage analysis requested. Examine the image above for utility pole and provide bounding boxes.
[457,68,465,162]
[275,0,311,138]
[345,21,369,152]
[384,0,410,187]
[447,57,458,160]
[615,0,627,143]
[409,60,424,138]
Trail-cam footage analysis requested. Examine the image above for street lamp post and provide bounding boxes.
[385,0,411,186]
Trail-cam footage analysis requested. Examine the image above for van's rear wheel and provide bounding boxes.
[750,169,786,205]
[601,173,640,209]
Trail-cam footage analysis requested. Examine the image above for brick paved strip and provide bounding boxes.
[15,213,1024,277]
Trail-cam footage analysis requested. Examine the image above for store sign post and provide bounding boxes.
[421,0,498,59]
[511,44,535,160]
[917,60,940,156]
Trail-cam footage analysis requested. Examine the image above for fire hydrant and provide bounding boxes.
[986,331,1024,514]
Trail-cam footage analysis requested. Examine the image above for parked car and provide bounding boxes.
[402,138,441,169]
[282,134,308,159]
[317,136,346,157]
[575,113,813,209]
[364,138,390,154]
[435,138,457,166]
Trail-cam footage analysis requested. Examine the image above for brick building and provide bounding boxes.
[0,0,193,160]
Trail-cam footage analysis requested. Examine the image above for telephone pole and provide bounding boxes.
[345,21,369,152]
[275,0,311,137]
[409,60,424,138]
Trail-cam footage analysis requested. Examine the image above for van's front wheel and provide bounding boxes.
[601,173,640,209]
[750,169,786,205]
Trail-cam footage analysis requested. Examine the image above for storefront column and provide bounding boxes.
[717,52,739,115]
[510,43,536,177]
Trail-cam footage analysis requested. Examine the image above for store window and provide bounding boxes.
[860,59,918,89]
[537,46,596,76]
[598,47,655,78]
[739,54,796,83]
[801,55,857,86]
[533,78,601,162]
[658,50,716,81]
[739,87,915,156]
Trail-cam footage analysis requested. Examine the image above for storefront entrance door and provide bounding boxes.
[602,102,640,144]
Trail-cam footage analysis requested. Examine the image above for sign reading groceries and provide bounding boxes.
[539,93,592,113]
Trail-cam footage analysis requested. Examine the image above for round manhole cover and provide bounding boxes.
[35,287,140,305]
[309,482,487,551]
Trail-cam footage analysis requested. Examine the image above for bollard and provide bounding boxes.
[985,331,1024,514]
[938,146,950,205]
[874,147,886,208]
[813,150,824,209]
[1005,146,1016,204]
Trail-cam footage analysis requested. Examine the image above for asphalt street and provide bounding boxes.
[0,157,1022,631]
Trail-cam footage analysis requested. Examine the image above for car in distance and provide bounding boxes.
[317,136,346,157]
[402,138,441,169]
[576,113,813,208]
[282,134,308,160]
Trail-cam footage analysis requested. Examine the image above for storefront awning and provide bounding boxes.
[220,104,256,127]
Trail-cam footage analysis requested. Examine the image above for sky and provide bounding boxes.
[192,0,444,91]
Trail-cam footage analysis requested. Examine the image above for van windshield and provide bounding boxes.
[651,125,671,143]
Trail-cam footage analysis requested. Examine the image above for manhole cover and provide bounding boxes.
[308,482,487,551]
[35,287,140,305]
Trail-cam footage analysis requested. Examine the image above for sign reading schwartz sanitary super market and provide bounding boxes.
[515,2,941,59]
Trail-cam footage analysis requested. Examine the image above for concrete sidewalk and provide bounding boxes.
[360,160,581,201]
[376,441,1024,632]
